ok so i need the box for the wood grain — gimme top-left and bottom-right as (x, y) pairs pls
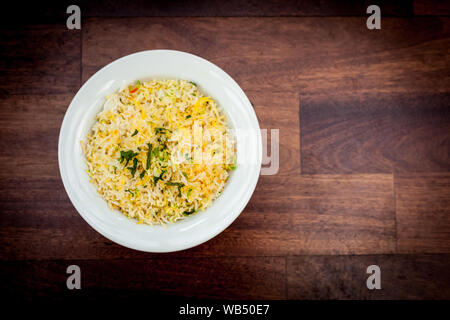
(301, 93), (450, 173)
(0, 94), (72, 179)
(82, 17), (450, 96)
(0, 257), (286, 300)
(396, 173), (450, 253)
(225, 174), (396, 255)
(0, 25), (80, 95)
(287, 254), (450, 299)
(0, 174), (395, 260)
(247, 91), (300, 175)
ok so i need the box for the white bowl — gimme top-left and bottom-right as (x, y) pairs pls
(58, 50), (262, 252)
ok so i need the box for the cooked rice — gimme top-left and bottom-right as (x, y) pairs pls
(82, 79), (236, 225)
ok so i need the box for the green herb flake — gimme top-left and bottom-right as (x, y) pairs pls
(131, 129), (138, 137)
(119, 150), (138, 167)
(127, 157), (138, 177)
(189, 81), (197, 86)
(186, 115), (191, 119)
(153, 169), (167, 186)
(166, 181), (184, 197)
(159, 150), (166, 162)
(183, 209), (195, 215)
(146, 143), (153, 170)
(125, 189), (135, 197)
(155, 127), (172, 135)
(152, 146), (160, 159)
(166, 182), (184, 187)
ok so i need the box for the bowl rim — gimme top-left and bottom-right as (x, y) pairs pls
(58, 49), (262, 252)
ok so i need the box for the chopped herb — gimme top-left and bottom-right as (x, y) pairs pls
(127, 158), (138, 177)
(146, 143), (152, 170)
(154, 127), (172, 134)
(153, 169), (167, 185)
(131, 129), (138, 137)
(166, 182), (184, 187)
(186, 115), (191, 119)
(182, 172), (188, 178)
(183, 209), (195, 215)
(159, 149), (167, 161)
(189, 81), (197, 86)
(119, 150), (138, 167)
(166, 181), (184, 197)
(230, 165), (237, 170)
(139, 170), (146, 179)
(137, 80), (141, 86)
(125, 189), (134, 197)
(187, 188), (193, 197)
(137, 147), (141, 151)
(113, 166), (117, 174)
(150, 145), (166, 162)
(152, 146), (160, 159)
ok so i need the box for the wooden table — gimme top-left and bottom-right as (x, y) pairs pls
(1, 1), (449, 300)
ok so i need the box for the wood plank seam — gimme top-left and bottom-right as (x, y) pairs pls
(393, 172), (398, 253)
(285, 256), (288, 299)
(299, 93), (302, 174)
(10, 253), (450, 263)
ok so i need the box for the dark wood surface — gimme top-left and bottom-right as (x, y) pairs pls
(1, 1), (449, 300)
